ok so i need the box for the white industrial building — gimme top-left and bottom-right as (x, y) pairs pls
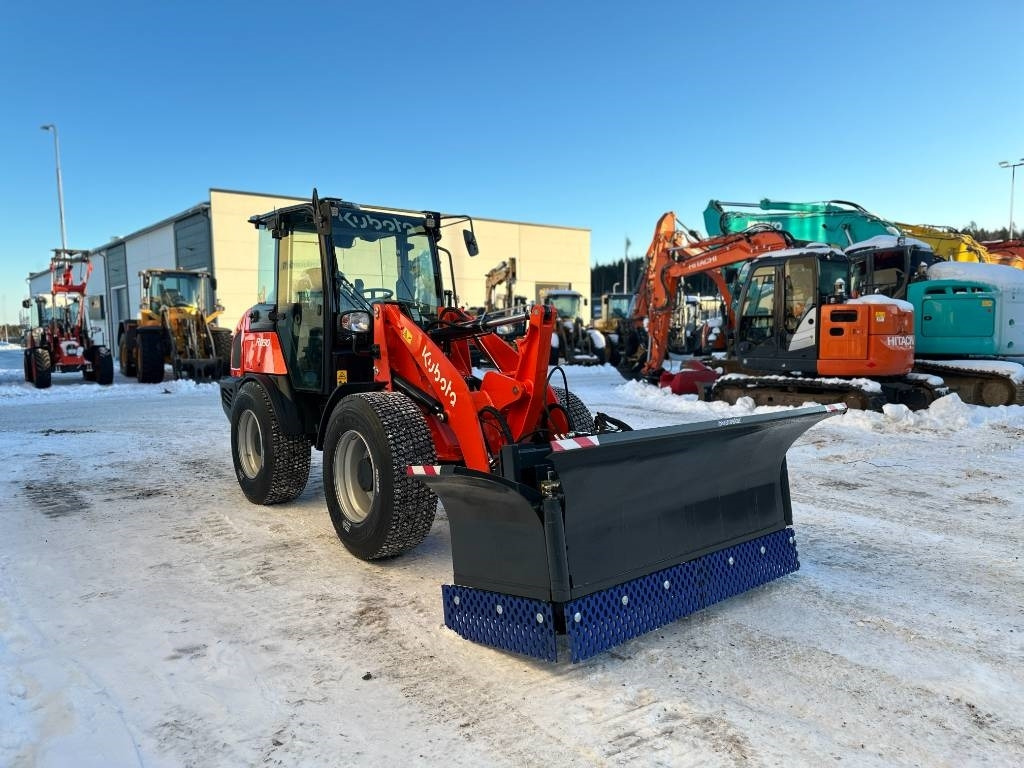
(26, 189), (592, 358)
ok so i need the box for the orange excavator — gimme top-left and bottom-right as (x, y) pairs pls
(628, 212), (948, 410)
(629, 212), (794, 381)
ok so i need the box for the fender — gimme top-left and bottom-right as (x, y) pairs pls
(224, 372), (309, 437)
(314, 381), (387, 450)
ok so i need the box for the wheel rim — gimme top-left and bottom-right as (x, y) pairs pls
(334, 430), (375, 524)
(237, 409), (264, 479)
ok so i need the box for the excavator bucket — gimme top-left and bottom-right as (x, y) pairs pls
(410, 404), (843, 662)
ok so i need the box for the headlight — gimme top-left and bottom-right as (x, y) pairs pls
(340, 311), (371, 333)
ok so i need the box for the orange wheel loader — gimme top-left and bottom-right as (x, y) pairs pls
(219, 192), (843, 662)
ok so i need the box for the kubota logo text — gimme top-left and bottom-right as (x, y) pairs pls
(421, 346), (457, 408)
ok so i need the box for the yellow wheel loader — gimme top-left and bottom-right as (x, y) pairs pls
(118, 269), (232, 383)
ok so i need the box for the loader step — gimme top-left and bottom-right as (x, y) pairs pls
(442, 527), (799, 663)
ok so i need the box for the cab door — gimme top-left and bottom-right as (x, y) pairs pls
(275, 227), (327, 392)
(735, 256), (818, 373)
(735, 262), (780, 369)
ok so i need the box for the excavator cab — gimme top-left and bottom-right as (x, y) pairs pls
(845, 236), (938, 300)
(734, 248), (876, 372)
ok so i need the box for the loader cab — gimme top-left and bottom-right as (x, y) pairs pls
(254, 199), (449, 394)
(545, 290), (586, 322)
(734, 247), (849, 373)
(142, 270), (210, 315)
(603, 293), (631, 321)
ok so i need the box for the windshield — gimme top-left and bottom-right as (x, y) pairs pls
(607, 294), (631, 319)
(35, 296), (80, 327)
(548, 294), (581, 319)
(331, 209), (441, 326)
(149, 273), (205, 311)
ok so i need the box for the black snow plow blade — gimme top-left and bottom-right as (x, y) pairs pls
(410, 404), (844, 662)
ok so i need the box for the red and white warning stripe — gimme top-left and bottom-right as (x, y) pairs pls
(550, 435), (601, 452)
(407, 465), (443, 476)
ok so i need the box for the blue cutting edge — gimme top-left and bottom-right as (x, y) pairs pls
(441, 527), (799, 662)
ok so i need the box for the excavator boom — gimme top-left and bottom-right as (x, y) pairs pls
(632, 212), (793, 377)
(704, 198), (900, 247)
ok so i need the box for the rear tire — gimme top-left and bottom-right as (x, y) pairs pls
(552, 386), (595, 433)
(230, 380), (311, 504)
(119, 333), (137, 377)
(137, 330), (165, 384)
(604, 333), (621, 367)
(32, 349), (51, 389)
(24, 350), (32, 383)
(211, 327), (233, 377)
(323, 392), (437, 561)
(94, 347), (114, 385)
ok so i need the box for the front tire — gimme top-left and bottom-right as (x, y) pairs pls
(323, 392), (437, 561)
(32, 349), (51, 389)
(230, 380), (311, 504)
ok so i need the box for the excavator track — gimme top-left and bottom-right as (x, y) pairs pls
(912, 360), (1024, 407)
(707, 373), (948, 412)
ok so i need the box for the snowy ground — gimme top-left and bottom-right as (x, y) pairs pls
(1, 343), (1022, 767)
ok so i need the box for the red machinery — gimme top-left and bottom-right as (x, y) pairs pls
(22, 249), (113, 389)
(981, 240), (1024, 269)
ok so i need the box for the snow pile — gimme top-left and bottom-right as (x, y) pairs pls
(928, 260), (1024, 288)
(847, 293), (914, 312)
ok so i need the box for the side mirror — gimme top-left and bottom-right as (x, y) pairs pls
(142, 275), (150, 290)
(583, 298), (588, 306)
(21, 298), (30, 309)
(211, 277), (218, 291)
(463, 229), (479, 257)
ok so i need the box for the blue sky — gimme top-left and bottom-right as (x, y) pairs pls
(2, 0), (1022, 324)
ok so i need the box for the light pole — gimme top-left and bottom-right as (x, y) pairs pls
(623, 237), (630, 293)
(40, 123), (68, 252)
(998, 158), (1024, 240)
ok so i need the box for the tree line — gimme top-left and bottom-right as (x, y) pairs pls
(960, 223), (1015, 242)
